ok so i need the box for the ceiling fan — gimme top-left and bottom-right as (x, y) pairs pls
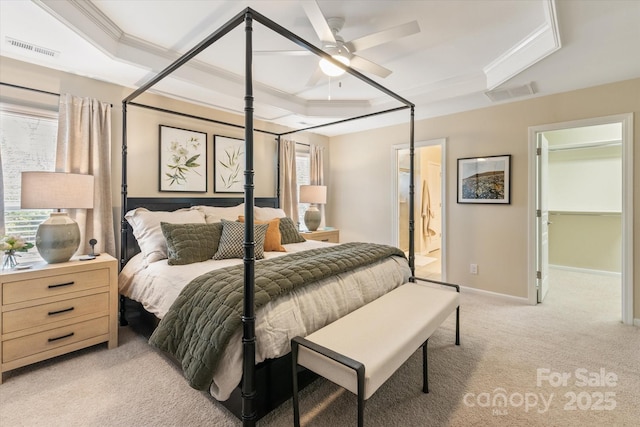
(257, 1), (420, 84)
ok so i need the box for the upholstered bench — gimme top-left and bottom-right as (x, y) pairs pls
(291, 278), (460, 427)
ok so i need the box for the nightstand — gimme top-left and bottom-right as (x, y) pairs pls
(0, 254), (118, 383)
(301, 228), (340, 243)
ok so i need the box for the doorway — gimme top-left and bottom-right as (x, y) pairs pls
(528, 114), (633, 325)
(393, 138), (446, 280)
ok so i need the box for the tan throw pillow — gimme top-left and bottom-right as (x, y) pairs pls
(238, 216), (286, 252)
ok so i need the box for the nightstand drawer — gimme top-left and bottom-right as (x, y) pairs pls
(301, 229), (340, 243)
(2, 316), (109, 363)
(2, 292), (109, 334)
(2, 268), (109, 305)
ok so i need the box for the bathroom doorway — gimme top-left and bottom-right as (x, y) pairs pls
(393, 138), (446, 280)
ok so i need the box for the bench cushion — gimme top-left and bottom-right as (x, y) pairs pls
(297, 282), (459, 399)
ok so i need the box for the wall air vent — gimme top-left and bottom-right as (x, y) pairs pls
(5, 37), (59, 58)
(485, 82), (536, 102)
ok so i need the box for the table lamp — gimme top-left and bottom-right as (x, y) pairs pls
(300, 185), (326, 232)
(21, 172), (94, 263)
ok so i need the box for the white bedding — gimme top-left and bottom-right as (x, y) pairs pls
(118, 240), (411, 400)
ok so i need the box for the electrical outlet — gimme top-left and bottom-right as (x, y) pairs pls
(470, 264), (478, 274)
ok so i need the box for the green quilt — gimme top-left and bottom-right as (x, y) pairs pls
(149, 242), (406, 390)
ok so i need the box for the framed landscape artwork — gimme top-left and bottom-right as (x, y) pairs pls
(214, 135), (245, 193)
(159, 125), (207, 192)
(457, 155), (511, 204)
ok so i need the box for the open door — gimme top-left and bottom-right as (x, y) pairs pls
(536, 134), (550, 302)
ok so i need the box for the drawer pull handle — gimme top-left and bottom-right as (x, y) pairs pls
(48, 281), (75, 289)
(48, 307), (75, 316)
(48, 332), (74, 342)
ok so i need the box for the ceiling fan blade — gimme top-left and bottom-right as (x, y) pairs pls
(253, 50), (312, 56)
(350, 55), (393, 78)
(346, 21), (420, 53)
(302, 0), (336, 43)
(306, 66), (325, 87)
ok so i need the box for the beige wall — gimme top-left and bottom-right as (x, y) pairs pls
(549, 213), (621, 272)
(0, 57), (330, 235)
(1, 57), (638, 320)
(329, 78), (639, 319)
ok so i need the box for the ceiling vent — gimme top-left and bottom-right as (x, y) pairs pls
(5, 37), (59, 58)
(485, 83), (535, 102)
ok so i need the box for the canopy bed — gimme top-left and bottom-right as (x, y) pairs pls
(119, 7), (416, 426)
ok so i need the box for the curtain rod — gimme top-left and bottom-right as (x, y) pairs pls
(128, 101), (280, 136)
(0, 82), (113, 107)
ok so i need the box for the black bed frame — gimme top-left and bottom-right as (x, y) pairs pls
(120, 7), (415, 426)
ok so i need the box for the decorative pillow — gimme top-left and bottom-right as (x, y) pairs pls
(124, 208), (206, 264)
(279, 217), (306, 244)
(238, 216), (286, 252)
(214, 219), (269, 260)
(160, 222), (223, 265)
(254, 206), (286, 221)
(192, 204), (245, 224)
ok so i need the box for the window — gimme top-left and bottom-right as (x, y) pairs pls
(0, 106), (57, 245)
(295, 150), (310, 227)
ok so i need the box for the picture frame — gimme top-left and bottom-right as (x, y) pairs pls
(214, 135), (245, 193)
(457, 154), (511, 204)
(159, 125), (207, 192)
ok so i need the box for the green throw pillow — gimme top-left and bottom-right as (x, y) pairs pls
(279, 217), (306, 244)
(214, 219), (269, 260)
(161, 222), (223, 265)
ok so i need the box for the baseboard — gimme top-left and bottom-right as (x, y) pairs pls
(459, 285), (531, 304)
(634, 318), (640, 327)
(549, 264), (621, 277)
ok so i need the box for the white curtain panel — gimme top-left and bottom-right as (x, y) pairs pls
(279, 139), (299, 224)
(56, 93), (115, 257)
(310, 144), (325, 228)
(0, 148), (4, 236)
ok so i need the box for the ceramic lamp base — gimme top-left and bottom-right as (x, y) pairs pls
(36, 212), (81, 263)
(304, 206), (321, 231)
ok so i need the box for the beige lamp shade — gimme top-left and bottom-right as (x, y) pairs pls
(21, 172), (94, 209)
(299, 185), (327, 205)
(20, 172), (94, 263)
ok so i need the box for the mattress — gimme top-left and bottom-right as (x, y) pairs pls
(118, 240), (411, 400)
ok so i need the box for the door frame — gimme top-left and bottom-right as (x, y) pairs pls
(527, 113), (634, 325)
(392, 138), (447, 280)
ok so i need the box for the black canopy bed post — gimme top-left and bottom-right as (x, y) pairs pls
(119, 100), (129, 326)
(409, 106), (416, 276)
(241, 10), (257, 426)
(117, 6), (417, 422)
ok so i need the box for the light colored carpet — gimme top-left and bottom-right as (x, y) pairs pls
(1, 269), (638, 426)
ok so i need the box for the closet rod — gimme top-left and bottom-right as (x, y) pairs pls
(0, 81), (113, 107)
(548, 140), (621, 152)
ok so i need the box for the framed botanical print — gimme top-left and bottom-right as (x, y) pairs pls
(159, 125), (207, 192)
(214, 135), (245, 193)
(457, 155), (511, 204)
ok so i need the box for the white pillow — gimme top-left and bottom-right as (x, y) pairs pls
(191, 203), (245, 224)
(254, 206), (286, 221)
(125, 208), (206, 265)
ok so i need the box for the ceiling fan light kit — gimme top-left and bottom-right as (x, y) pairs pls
(319, 54), (350, 77)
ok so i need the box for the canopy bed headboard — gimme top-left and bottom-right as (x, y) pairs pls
(120, 7), (415, 426)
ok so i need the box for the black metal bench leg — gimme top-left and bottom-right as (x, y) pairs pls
(292, 341), (301, 427)
(357, 364), (365, 427)
(422, 339), (429, 393)
(455, 306), (460, 345)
